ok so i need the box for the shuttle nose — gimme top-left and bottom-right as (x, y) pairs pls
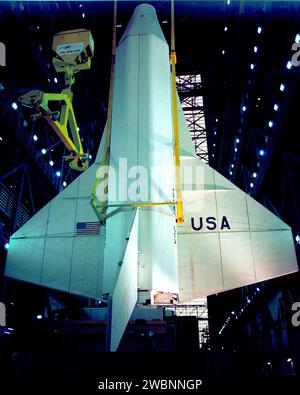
(120, 3), (166, 43)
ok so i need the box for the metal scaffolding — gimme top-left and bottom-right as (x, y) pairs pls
(176, 73), (209, 163)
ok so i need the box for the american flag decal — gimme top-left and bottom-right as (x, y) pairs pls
(76, 222), (100, 236)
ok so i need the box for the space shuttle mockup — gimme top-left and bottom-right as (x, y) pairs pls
(5, 4), (298, 351)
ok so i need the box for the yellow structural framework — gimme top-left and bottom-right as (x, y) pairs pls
(170, 0), (184, 224)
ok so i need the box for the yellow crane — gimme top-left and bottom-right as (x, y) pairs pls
(19, 28), (94, 172)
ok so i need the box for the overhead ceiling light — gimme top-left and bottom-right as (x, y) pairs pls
(82, 12), (85, 18)
(236, 138), (240, 143)
(250, 182), (254, 188)
(274, 103), (279, 111)
(231, 164), (234, 168)
(259, 149), (265, 156)
(224, 26), (228, 32)
(162, 20), (168, 24)
(253, 46), (258, 53)
(49, 160), (54, 166)
(55, 171), (61, 177)
(11, 102), (18, 110)
(250, 63), (255, 70)
(268, 120), (273, 128)
(286, 60), (292, 69)
(234, 147), (238, 152)
(0, 136), (3, 141)
(41, 148), (46, 155)
(36, 314), (43, 320)
(4, 242), (9, 250)
(227, 0), (231, 5)
(295, 34), (300, 43)
(222, 49), (226, 55)
(229, 171), (233, 175)
(295, 235), (300, 244)
(88, 154), (92, 159)
(257, 26), (262, 34)
(63, 181), (67, 187)
(33, 134), (38, 141)
(253, 172), (257, 178)
(242, 106), (247, 112)
(54, 77), (58, 83)
(280, 83), (285, 92)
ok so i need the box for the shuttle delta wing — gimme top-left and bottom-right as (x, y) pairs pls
(5, 132), (108, 299)
(177, 114), (298, 301)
